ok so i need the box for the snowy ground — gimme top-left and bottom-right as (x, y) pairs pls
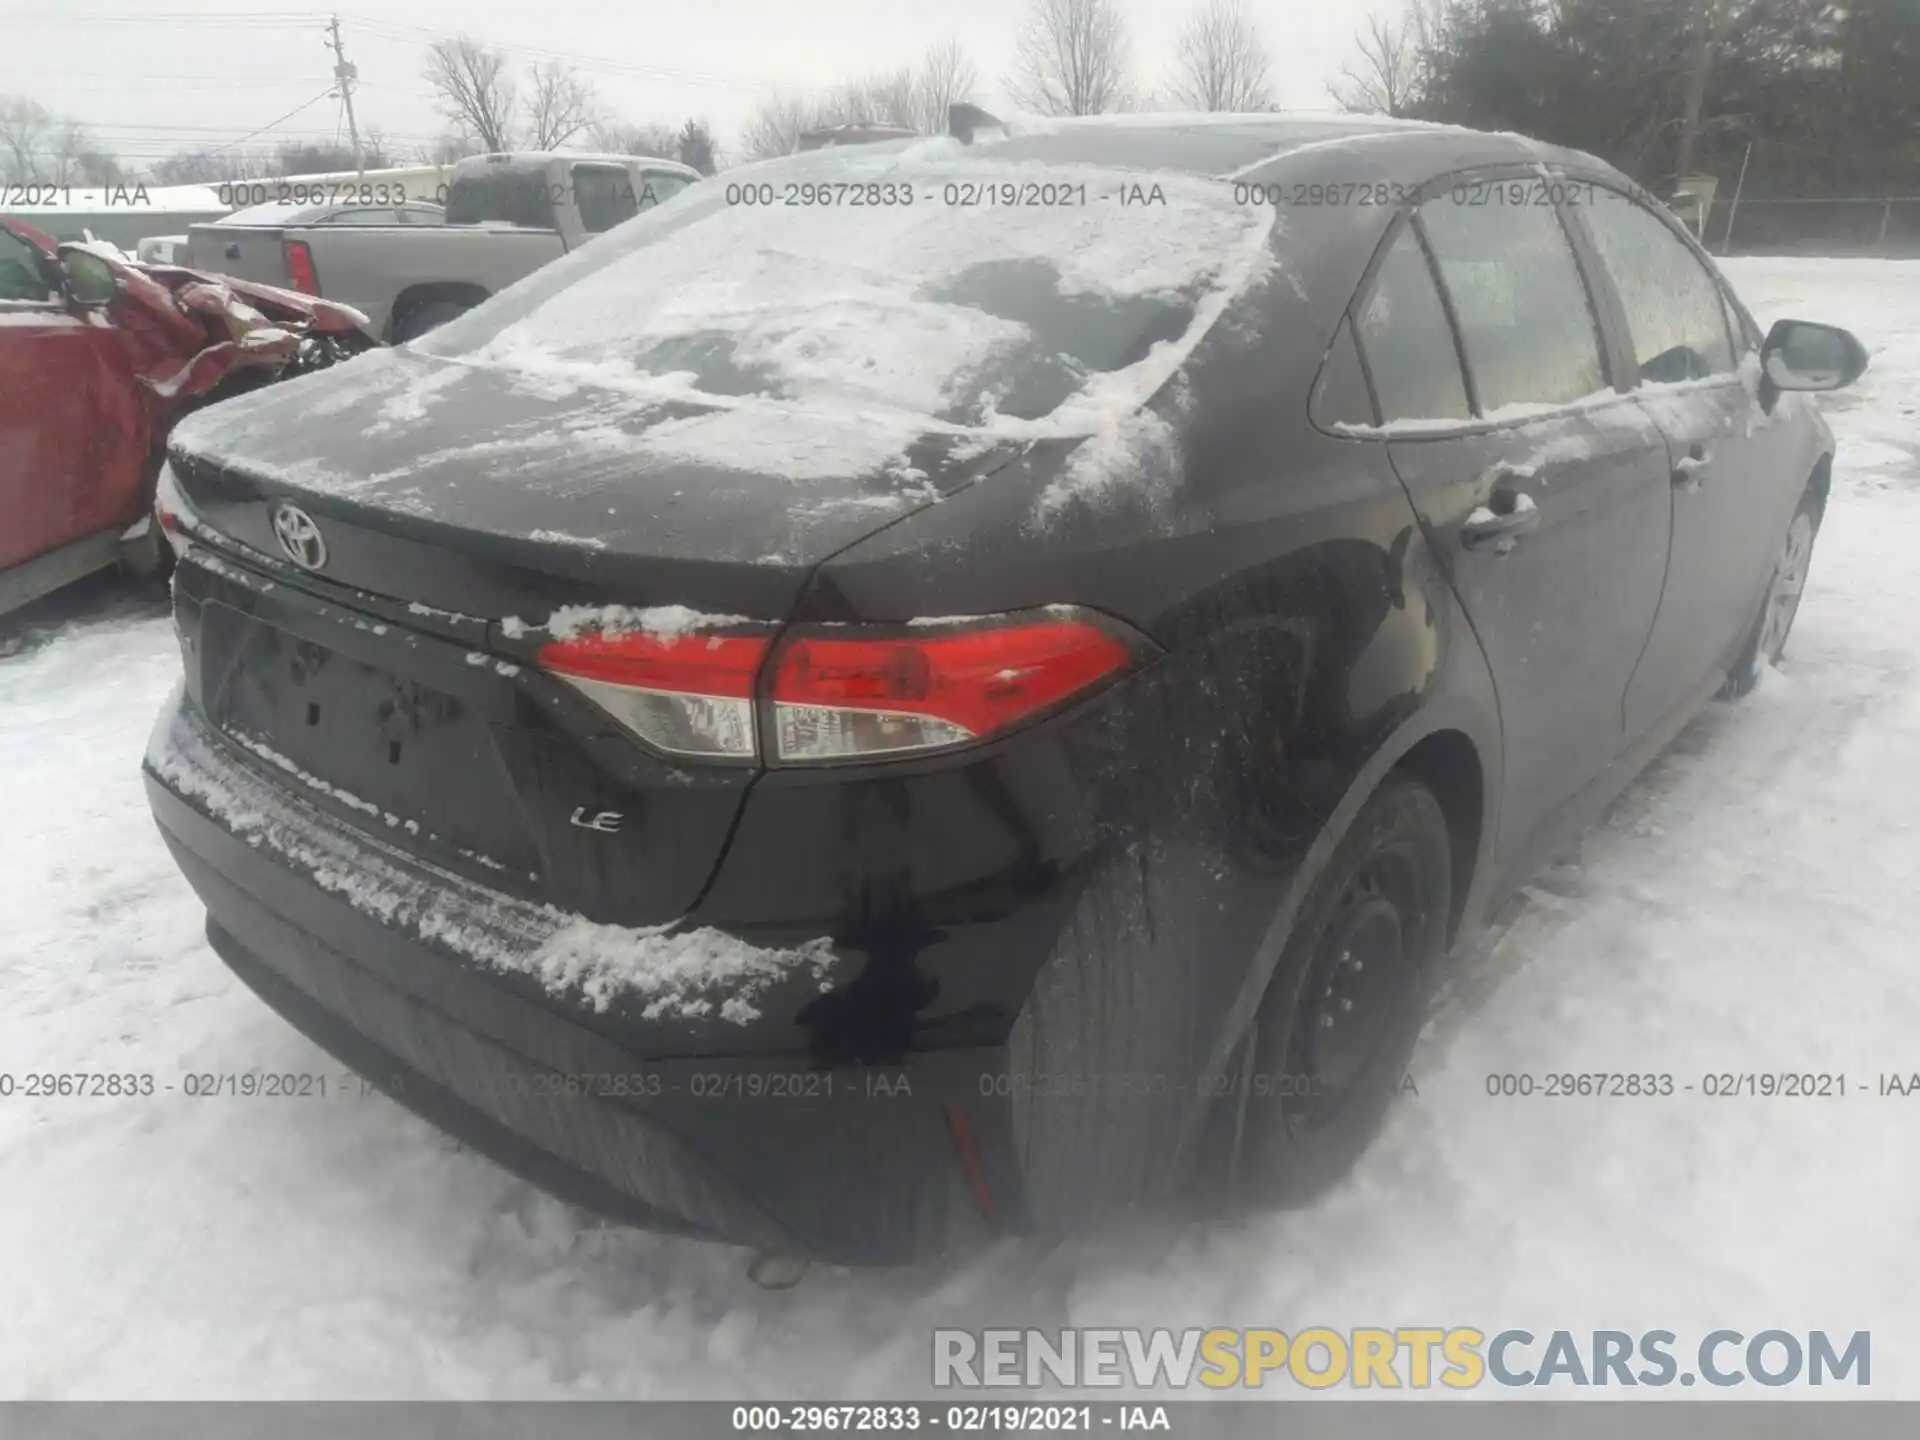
(2, 257), (1917, 1400)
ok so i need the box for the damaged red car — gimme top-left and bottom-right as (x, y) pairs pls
(0, 217), (372, 616)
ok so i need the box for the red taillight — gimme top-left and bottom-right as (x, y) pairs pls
(538, 631), (770, 759)
(532, 613), (1138, 765)
(283, 239), (318, 295)
(768, 617), (1133, 763)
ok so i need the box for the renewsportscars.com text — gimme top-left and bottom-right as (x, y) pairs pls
(932, 1328), (1871, 1390)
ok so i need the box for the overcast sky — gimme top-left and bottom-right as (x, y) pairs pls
(3, 0), (1399, 170)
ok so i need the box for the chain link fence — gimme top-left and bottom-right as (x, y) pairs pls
(1697, 197), (1920, 256)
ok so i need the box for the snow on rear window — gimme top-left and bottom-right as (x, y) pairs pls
(418, 149), (1276, 439)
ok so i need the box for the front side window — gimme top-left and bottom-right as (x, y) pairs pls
(1418, 184), (1608, 412)
(0, 229), (54, 303)
(1352, 221), (1471, 423)
(1580, 185), (1736, 383)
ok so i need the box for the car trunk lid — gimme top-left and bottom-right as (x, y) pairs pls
(165, 346), (1023, 620)
(161, 346), (1027, 928)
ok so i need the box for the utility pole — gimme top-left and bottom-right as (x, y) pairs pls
(325, 15), (365, 178)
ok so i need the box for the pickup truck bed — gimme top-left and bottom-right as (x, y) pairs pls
(295, 224), (564, 342)
(236, 152), (700, 343)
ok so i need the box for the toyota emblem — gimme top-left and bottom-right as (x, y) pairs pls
(269, 502), (327, 570)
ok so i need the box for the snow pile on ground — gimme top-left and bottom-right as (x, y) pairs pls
(0, 257), (1917, 1399)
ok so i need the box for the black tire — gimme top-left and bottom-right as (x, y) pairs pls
(1234, 775), (1451, 1205)
(1720, 491), (1822, 700)
(391, 298), (474, 345)
(1007, 837), (1205, 1234)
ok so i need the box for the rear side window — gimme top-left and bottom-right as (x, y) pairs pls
(319, 209), (399, 226)
(573, 165), (640, 234)
(1419, 185), (1607, 412)
(1353, 222), (1471, 423)
(1580, 186), (1735, 383)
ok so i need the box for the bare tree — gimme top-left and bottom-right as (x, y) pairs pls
(49, 121), (125, 185)
(909, 39), (979, 133)
(0, 96), (57, 183)
(592, 116), (722, 171)
(152, 148), (275, 184)
(735, 41), (981, 162)
(588, 119), (683, 160)
(833, 67), (918, 127)
(738, 93), (835, 161)
(1329, 11), (1425, 117)
(424, 36), (518, 152)
(526, 60), (597, 151)
(274, 136), (393, 176)
(1006, 0), (1134, 117)
(1169, 0), (1274, 111)
(0, 100), (125, 185)
(421, 131), (485, 167)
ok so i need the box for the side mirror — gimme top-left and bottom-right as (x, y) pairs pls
(59, 249), (120, 307)
(1760, 319), (1868, 392)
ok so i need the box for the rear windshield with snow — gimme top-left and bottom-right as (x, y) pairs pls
(415, 141), (1276, 431)
(444, 164), (560, 229)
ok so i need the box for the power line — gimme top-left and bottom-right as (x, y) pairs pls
(82, 120), (436, 136)
(0, 74), (329, 85)
(6, 12), (320, 27)
(202, 88), (337, 154)
(344, 14), (803, 93)
(11, 8), (802, 90)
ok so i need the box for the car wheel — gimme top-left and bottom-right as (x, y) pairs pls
(391, 299), (474, 345)
(1008, 837), (1204, 1233)
(1721, 493), (1821, 700)
(1233, 775), (1450, 1205)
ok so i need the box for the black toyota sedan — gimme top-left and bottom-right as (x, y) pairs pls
(143, 111), (1866, 1267)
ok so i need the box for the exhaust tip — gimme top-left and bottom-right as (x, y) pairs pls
(746, 1252), (812, 1289)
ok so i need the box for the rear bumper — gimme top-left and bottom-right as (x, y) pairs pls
(144, 688), (1011, 1264)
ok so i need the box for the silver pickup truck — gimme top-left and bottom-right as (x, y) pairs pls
(194, 152), (700, 343)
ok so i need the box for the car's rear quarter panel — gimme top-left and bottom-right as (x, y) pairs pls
(700, 196), (1505, 1206)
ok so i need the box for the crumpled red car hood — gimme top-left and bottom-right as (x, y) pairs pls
(6, 218), (370, 407)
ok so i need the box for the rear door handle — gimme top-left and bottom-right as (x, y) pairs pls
(224, 243), (241, 259)
(1461, 492), (1539, 554)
